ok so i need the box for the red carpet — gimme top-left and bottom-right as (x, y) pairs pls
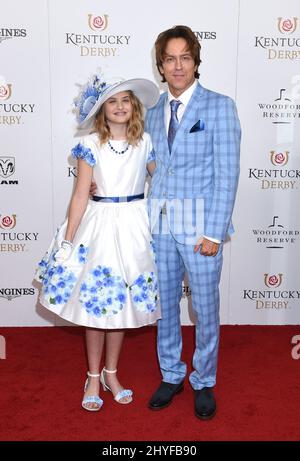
(0, 325), (299, 441)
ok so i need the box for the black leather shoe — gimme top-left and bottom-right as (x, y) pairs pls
(148, 381), (184, 410)
(194, 387), (216, 420)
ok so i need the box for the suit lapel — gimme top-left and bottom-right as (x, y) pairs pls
(170, 83), (204, 158)
(155, 93), (170, 163)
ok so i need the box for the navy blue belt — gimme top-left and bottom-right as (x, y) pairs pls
(92, 193), (144, 203)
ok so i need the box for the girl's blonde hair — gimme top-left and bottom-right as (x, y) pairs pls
(93, 90), (144, 146)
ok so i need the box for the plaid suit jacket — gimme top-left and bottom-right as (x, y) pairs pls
(145, 82), (241, 243)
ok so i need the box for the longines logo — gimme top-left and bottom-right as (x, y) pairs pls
(254, 17), (300, 60)
(0, 214), (39, 252)
(65, 13), (130, 57)
(252, 216), (299, 249)
(0, 28), (27, 44)
(194, 31), (216, 41)
(0, 288), (35, 301)
(248, 150), (300, 190)
(243, 273), (300, 310)
(0, 75), (36, 126)
(0, 157), (18, 185)
(258, 88), (300, 124)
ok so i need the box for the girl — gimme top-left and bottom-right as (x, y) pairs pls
(35, 76), (161, 411)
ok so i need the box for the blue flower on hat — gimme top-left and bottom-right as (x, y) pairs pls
(74, 75), (109, 123)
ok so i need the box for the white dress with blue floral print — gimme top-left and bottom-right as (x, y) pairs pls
(35, 132), (161, 329)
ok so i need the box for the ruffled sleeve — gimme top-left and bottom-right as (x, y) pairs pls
(71, 136), (97, 167)
(147, 148), (156, 164)
(145, 133), (156, 164)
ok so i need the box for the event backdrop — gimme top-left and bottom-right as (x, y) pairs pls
(0, 0), (299, 326)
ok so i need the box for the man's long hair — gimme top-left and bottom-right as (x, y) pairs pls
(155, 25), (201, 82)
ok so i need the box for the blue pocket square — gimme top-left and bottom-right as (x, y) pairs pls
(190, 120), (205, 133)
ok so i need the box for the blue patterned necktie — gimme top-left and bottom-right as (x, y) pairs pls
(168, 99), (182, 152)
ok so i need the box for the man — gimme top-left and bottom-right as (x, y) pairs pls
(145, 25), (241, 419)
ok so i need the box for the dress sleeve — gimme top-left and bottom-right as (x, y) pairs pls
(145, 134), (156, 164)
(147, 148), (156, 164)
(71, 137), (97, 167)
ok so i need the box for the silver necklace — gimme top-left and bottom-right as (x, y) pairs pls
(108, 140), (130, 155)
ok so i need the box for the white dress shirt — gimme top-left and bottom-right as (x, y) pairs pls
(164, 80), (198, 131)
(164, 80), (221, 244)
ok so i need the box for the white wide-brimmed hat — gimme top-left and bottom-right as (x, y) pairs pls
(75, 76), (159, 129)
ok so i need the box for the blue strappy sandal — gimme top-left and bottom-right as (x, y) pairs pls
(100, 368), (133, 404)
(82, 371), (103, 411)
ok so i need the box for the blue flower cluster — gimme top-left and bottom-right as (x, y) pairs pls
(78, 244), (88, 264)
(130, 271), (159, 313)
(71, 143), (96, 167)
(36, 248), (56, 282)
(36, 242), (90, 306)
(149, 240), (157, 264)
(41, 256), (77, 306)
(79, 265), (127, 318)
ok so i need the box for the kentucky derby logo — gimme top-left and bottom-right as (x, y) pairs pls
(0, 157), (15, 178)
(278, 17), (298, 34)
(0, 81), (12, 100)
(270, 151), (289, 166)
(0, 214), (17, 230)
(255, 17), (300, 60)
(248, 148), (299, 191)
(88, 14), (109, 31)
(65, 14), (130, 57)
(0, 77), (35, 126)
(0, 214), (38, 253)
(264, 273), (283, 288)
(244, 273), (299, 311)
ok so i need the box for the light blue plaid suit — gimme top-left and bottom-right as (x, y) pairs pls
(145, 82), (240, 390)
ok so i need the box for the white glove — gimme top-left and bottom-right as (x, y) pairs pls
(54, 240), (73, 265)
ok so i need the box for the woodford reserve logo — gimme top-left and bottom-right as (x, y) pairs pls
(255, 17), (300, 60)
(258, 87), (300, 124)
(251, 215), (299, 249)
(243, 274), (300, 310)
(0, 214), (39, 252)
(248, 150), (299, 190)
(65, 13), (130, 57)
(0, 76), (35, 126)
